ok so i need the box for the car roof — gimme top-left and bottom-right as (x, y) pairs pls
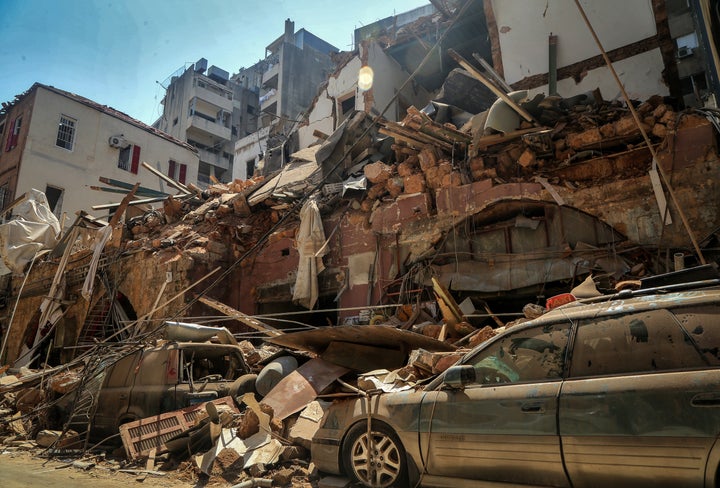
(539, 286), (720, 324)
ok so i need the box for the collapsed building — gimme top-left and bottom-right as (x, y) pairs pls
(1, 0), (720, 485)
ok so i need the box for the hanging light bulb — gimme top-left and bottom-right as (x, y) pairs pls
(358, 65), (374, 91)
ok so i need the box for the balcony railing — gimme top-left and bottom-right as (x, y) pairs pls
(187, 115), (231, 141)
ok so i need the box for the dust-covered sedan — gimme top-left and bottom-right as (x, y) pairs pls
(312, 285), (720, 487)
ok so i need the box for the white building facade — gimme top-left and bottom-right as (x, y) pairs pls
(0, 83), (199, 219)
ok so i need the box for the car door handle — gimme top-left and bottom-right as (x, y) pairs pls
(691, 393), (720, 407)
(521, 402), (545, 413)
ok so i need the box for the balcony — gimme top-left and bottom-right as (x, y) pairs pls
(197, 147), (232, 171)
(260, 90), (278, 113)
(186, 114), (231, 141)
(190, 84), (233, 112)
(262, 63), (280, 89)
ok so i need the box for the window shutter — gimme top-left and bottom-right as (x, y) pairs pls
(130, 145), (141, 174)
(179, 164), (187, 184)
(168, 159), (176, 178)
(4, 117), (15, 152)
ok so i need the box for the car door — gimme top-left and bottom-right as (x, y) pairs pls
(560, 307), (720, 488)
(126, 347), (177, 420)
(421, 320), (572, 486)
(93, 351), (141, 436)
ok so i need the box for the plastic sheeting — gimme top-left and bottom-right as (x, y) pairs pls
(292, 196), (328, 309)
(0, 189), (60, 274)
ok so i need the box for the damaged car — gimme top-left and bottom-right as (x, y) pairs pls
(312, 282), (720, 487)
(57, 323), (250, 441)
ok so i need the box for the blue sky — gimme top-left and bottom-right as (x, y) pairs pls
(0, 0), (429, 125)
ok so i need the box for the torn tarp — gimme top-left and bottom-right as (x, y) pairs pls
(0, 189), (60, 273)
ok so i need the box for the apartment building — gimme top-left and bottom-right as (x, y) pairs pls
(234, 20), (338, 180)
(0, 83), (198, 219)
(155, 59), (260, 184)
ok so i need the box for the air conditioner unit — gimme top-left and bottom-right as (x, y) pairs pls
(677, 46), (693, 59)
(108, 135), (129, 149)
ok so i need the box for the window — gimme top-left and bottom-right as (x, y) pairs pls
(167, 159), (187, 184)
(118, 146), (131, 171)
(246, 158), (255, 178)
(466, 322), (570, 384)
(673, 305), (720, 366)
(118, 144), (141, 174)
(45, 185), (64, 216)
(5, 116), (22, 151)
(569, 309), (707, 378)
(55, 115), (76, 150)
(0, 184), (8, 212)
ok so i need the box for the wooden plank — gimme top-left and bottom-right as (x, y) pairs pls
(432, 276), (463, 325)
(472, 52), (512, 92)
(474, 127), (546, 150)
(448, 49), (536, 124)
(141, 161), (191, 194)
(261, 358), (349, 420)
(649, 162), (672, 225)
(197, 296), (283, 337)
(98, 177), (169, 197)
(108, 182), (139, 227)
(91, 193), (192, 211)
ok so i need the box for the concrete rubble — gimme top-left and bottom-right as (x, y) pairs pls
(1, 2), (720, 487)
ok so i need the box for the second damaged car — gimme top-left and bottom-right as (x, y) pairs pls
(312, 283), (720, 488)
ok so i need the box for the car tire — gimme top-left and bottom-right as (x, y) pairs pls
(342, 420), (408, 488)
(228, 373), (257, 401)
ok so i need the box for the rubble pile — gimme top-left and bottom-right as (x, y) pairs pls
(365, 93), (681, 207)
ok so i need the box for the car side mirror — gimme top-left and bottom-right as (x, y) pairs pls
(443, 365), (476, 389)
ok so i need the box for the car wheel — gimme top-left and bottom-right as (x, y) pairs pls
(342, 420), (408, 488)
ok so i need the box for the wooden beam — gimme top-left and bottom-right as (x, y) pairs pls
(140, 161), (191, 194)
(98, 177), (169, 197)
(91, 193), (193, 211)
(108, 182), (139, 227)
(448, 49), (536, 124)
(197, 296), (283, 337)
(472, 52), (512, 92)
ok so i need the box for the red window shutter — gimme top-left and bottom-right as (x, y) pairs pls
(179, 164), (187, 184)
(5, 117), (15, 152)
(130, 145), (141, 174)
(168, 159), (176, 178)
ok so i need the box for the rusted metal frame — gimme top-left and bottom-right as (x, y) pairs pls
(573, 0), (706, 265)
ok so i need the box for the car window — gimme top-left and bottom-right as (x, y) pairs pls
(570, 309), (707, 377)
(466, 322), (571, 385)
(673, 305), (720, 366)
(180, 348), (237, 382)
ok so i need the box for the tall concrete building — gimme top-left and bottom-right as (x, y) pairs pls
(155, 59), (260, 185)
(234, 20), (339, 180)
